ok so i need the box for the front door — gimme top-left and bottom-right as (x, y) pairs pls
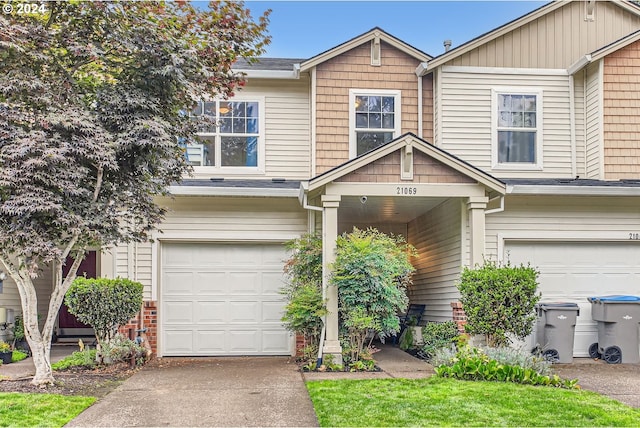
(57, 251), (96, 337)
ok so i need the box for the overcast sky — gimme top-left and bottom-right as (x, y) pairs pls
(244, 1), (549, 58)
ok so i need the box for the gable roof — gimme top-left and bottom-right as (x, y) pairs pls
(418, 0), (640, 75)
(307, 133), (505, 194)
(300, 27), (432, 72)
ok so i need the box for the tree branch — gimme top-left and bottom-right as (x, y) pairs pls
(92, 166), (104, 203)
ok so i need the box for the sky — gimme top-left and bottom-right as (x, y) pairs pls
(245, 1), (549, 59)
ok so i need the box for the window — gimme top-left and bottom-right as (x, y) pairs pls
(349, 89), (401, 158)
(492, 89), (542, 169)
(186, 99), (263, 171)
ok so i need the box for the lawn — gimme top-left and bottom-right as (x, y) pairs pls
(0, 393), (95, 428)
(307, 377), (640, 427)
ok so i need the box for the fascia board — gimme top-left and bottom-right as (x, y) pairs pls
(506, 185), (640, 196)
(168, 186), (299, 197)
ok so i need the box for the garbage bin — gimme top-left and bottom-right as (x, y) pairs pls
(587, 295), (640, 364)
(533, 302), (580, 363)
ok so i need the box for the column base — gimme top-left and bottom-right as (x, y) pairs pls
(322, 340), (343, 365)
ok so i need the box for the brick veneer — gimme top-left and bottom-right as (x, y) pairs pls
(118, 300), (158, 355)
(450, 301), (467, 333)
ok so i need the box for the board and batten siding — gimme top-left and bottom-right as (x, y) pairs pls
(585, 62), (602, 179)
(407, 199), (463, 322)
(191, 76), (311, 180)
(113, 197), (308, 299)
(446, 0), (640, 69)
(484, 195), (640, 261)
(439, 67), (573, 179)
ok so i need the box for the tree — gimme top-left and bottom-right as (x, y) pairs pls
(457, 259), (541, 347)
(0, 1), (269, 385)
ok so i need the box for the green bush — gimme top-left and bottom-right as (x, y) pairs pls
(332, 228), (415, 361)
(458, 259), (540, 347)
(65, 277), (143, 362)
(12, 315), (25, 342)
(11, 350), (28, 363)
(52, 350), (97, 370)
(421, 321), (460, 359)
(483, 346), (552, 376)
(104, 334), (147, 365)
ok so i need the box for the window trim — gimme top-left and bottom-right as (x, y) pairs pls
(189, 96), (266, 175)
(348, 89), (401, 159)
(491, 87), (543, 171)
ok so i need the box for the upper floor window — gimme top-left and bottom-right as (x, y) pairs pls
(492, 89), (543, 170)
(349, 89), (401, 158)
(186, 98), (264, 172)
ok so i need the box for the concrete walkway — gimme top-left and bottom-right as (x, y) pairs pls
(0, 344), (75, 380)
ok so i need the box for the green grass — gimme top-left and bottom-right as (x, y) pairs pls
(11, 350), (28, 363)
(307, 377), (640, 427)
(0, 393), (95, 427)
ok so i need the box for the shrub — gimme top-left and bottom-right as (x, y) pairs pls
(65, 277), (143, 362)
(52, 350), (97, 370)
(483, 346), (552, 376)
(457, 259), (541, 347)
(421, 321), (460, 359)
(104, 334), (147, 365)
(12, 315), (25, 342)
(11, 350), (28, 363)
(332, 228), (415, 361)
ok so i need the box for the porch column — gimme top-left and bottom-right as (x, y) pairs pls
(467, 196), (488, 267)
(321, 194), (342, 364)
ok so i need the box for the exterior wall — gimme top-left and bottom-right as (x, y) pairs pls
(439, 67), (573, 178)
(113, 196), (308, 300)
(585, 62), (602, 179)
(447, 1), (640, 69)
(0, 269), (53, 326)
(603, 39), (640, 179)
(191, 76), (311, 180)
(573, 70), (586, 178)
(485, 195), (640, 260)
(407, 199), (463, 322)
(336, 150), (475, 184)
(315, 41), (432, 174)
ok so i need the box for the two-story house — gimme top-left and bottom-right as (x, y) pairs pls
(3, 0), (640, 362)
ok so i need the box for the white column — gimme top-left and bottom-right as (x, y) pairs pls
(467, 196), (488, 267)
(321, 194), (342, 364)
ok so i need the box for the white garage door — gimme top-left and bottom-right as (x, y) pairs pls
(505, 241), (640, 357)
(161, 242), (291, 356)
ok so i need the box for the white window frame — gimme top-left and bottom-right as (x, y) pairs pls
(189, 96), (266, 175)
(491, 87), (543, 171)
(349, 89), (401, 159)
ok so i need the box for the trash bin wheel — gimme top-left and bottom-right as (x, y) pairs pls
(542, 349), (560, 363)
(603, 346), (622, 364)
(588, 343), (601, 359)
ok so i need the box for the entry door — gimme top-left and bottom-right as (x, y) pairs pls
(58, 251), (96, 336)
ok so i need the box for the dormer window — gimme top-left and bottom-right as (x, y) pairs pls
(187, 98), (265, 173)
(349, 89), (401, 158)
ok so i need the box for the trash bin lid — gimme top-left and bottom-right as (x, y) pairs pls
(587, 295), (640, 303)
(538, 302), (580, 309)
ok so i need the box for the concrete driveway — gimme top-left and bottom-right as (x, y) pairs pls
(66, 356), (319, 427)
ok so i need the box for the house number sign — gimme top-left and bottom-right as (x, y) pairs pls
(630, 233), (640, 240)
(396, 186), (418, 195)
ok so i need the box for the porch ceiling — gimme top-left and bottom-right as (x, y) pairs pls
(337, 195), (446, 224)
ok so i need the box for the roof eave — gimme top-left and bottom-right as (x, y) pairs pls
(506, 184), (640, 196)
(168, 185), (299, 197)
(235, 65), (300, 79)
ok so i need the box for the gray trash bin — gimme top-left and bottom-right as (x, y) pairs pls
(533, 302), (580, 363)
(587, 295), (640, 364)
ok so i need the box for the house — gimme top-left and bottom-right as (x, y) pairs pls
(2, 0), (640, 361)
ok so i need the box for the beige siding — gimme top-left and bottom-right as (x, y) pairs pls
(0, 267), (53, 327)
(114, 197), (308, 299)
(407, 199), (463, 322)
(573, 71), (586, 178)
(440, 68), (573, 178)
(585, 62), (601, 178)
(485, 195), (640, 260)
(448, 1), (640, 69)
(192, 76), (311, 180)
(603, 39), (640, 179)
(315, 41), (431, 174)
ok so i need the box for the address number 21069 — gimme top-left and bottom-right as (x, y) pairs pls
(396, 186), (418, 195)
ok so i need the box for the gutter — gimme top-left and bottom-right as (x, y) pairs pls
(235, 64), (300, 80)
(168, 186), (299, 198)
(506, 185), (640, 197)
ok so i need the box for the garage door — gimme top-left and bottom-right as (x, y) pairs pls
(505, 241), (640, 357)
(161, 242), (291, 356)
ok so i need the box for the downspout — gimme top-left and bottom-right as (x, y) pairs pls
(569, 74), (577, 178)
(484, 194), (505, 215)
(417, 74), (423, 138)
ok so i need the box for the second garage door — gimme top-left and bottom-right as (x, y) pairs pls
(505, 241), (640, 357)
(161, 242), (291, 356)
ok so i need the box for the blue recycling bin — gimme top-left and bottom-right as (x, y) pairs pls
(587, 295), (640, 364)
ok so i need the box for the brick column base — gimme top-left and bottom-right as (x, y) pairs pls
(450, 301), (467, 334)
(118, 300), (158, 356)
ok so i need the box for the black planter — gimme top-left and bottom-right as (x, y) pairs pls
(0, 351), (12, 365)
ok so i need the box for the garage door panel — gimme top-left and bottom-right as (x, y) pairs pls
(228, 330), (260, 352)
(230, 272), (261, 293)
(262, 272), (286, 294)
(195, 301), (226, 323)
(164, 302), (194, 324)
(228, 301), (260, 323)
(163, 272), (195, 295)
(164, 330), (194, 354)
(262, 302), (286, 323)
(195, 331), (227, 353)
(262, 330), (290, 353)
(194, 272), (227, 294)
(506, 241), (640, 357)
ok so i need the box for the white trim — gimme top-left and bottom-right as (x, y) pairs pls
(442, 65), (568, 76)
(497, 232), (640, 264)
(151, 239), (158, 301)
(417, 75), (423, 139)
(325, 182), (487, 198)
(234, 69), (300, 80)
(597, 59), (605, 179)
(491, 87), (544, 171)
(311, 67), (317, 175)
(190, 96), (266, 175)
(348, 89), (402, 159)
(569, 74), (577, 178)
(167, 185), (299, 197)
(568, 54), (592, 75)
(506, 184), (640, 196)
(435, 68), (442, 146)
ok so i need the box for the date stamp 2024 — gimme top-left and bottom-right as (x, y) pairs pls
(3, 3), (48, 15)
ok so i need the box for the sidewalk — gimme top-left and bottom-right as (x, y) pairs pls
(0, 344), (76, 380)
